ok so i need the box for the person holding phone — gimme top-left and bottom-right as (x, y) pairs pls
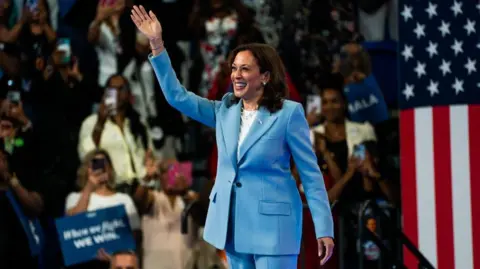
(87, 0), (132, 87)
(310, 86), (377, 185)
(133, 159), (199, 269)
(78, 74), (153, 195)
(131, 6), (334, 269)
(65, 149), (141, 269)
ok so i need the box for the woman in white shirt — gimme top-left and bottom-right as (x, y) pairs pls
(87, 0), (126, 87)
(65, 149), (140, 269)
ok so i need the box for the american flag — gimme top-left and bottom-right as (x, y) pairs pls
(399, 0), (480, 268)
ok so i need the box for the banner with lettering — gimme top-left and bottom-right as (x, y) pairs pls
(55, 205), (136, 266)
(344, 74), (389, 124)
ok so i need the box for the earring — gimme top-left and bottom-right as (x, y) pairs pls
(262, 82), (267, 86)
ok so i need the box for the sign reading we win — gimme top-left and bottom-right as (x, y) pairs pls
(64, 219), (125, 248)
(55, 205), (136, 266)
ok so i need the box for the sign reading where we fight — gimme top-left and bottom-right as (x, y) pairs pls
(55, 205), (136, 266)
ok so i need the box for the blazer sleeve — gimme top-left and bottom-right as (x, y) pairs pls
(148, 50), (220, 128)
(286, 104), (334, 239)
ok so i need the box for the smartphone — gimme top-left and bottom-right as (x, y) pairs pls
(104, 88), (117, 115)
(353, 144), (366, 161)
(167, 162), (193, 188)
(91, 158), (106, 172)
(56, 38), (71, 65)
(306, 94), (321, 114)
(6, 90), (21, 105)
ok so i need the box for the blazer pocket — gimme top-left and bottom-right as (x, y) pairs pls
(258, 201), (291, 216)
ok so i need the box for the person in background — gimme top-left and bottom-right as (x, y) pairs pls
(334, 42), (388, 125)
(131, 6), (334, 268)
(110, 250), (139, 269)
(122, 30), (187, 160)
(0, 0), (24, 77)
(134, 158), (199, 269)
(78, 74), (153, 194)
(31, 43), (91, 217)
(0, 0), (27, 44)
(0, 140), (43, 268)
(65, 149), (141, 269)
(87, 0), (136, 87)
(310, 86), (376, 183)
(188, 0), (253, 96)
(327, 140), (397, 205)
(18, 0), (56, 81)
(0, 98), (36, 185)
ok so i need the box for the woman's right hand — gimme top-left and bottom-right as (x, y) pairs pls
(130, 5), (163, 40)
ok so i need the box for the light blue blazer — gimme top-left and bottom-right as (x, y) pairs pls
(149, 51), (333, 255)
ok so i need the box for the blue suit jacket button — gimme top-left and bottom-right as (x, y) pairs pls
(235, 182), (242, 187)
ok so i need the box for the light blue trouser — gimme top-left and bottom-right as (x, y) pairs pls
(225, 247), (297, 269)
(225, 184), (298, 269)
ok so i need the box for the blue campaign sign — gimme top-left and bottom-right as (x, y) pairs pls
(344, 74), (389, 124)
(55, 205), (136, 266)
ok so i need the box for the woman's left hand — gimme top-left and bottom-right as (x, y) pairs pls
(318, 237), (335, 265)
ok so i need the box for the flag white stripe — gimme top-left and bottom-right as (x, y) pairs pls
(450, 105), (474, 269)
(414, 107), (438, 267)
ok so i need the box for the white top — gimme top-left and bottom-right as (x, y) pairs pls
(96, 22), (120, 87)
(141, 191), (196, 269)
(65, 192), (141, 231)
(123, 59), (158, 120)
(238, 109), (257, 158)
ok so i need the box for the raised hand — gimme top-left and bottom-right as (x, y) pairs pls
(130, 5), (162, 41)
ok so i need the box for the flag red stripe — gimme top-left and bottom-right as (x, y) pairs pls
(432, 107), (454, 269)
(469, 105), (480, 269)
(400, 109), (418, 268)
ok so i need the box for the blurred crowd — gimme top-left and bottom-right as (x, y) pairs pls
(0, 0), (401, 268)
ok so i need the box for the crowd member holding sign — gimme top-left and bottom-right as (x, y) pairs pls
(131, 6), (334, 269)
(65, 149), (141, 269)
(134, 159), (199, 269)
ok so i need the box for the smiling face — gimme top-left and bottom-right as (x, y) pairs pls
(230, 50), (269, 102)
(321, 88), (346, 122)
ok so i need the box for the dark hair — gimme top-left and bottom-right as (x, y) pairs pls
(228, 43), (287, 113)
(339, 44), (372, 79)
(319, 84), (350, 119)
(320, 84), (347, 103)
(111, 249), (137, 257)
(105, 74), (148, 150)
